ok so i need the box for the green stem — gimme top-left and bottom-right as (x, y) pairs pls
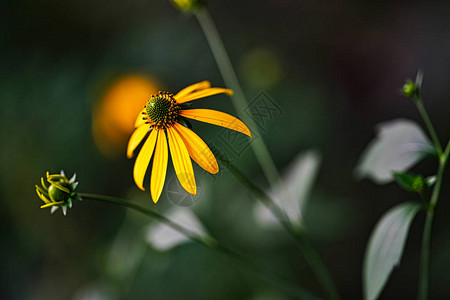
(294, 232), (341, 300)
(78, 193), (321, 300)
(413, 96), (443, 156)
(79, 193), (208, 245)
(194, 8), (339, 299)
(194, 8), (280, 188)
(217, 157), (292, 233)
(418, 139), (450, 300)
(218, 157), (341, 300)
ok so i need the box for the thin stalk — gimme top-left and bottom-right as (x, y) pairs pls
(217, 157), (292, 233)
(294, 233), (341, 300)
(78, 193), (321, 300)
(413, 96), (443, 156)
(218, 158), (341, 300)
(418, 139), (450, 300)
(194, 9), (339, 299)
(194, 8), (280, 187)
(79, 193), (207, 245)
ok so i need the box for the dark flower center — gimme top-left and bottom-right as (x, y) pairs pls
(144, 92), (180, 130)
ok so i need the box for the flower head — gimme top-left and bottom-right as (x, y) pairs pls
(127, 81), (251, 203)
(35, 171), (81, 215)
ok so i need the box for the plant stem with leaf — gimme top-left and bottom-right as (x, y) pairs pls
(414, 97), (450, 300)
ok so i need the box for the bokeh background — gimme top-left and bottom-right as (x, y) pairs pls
(2, 0), (450, 299)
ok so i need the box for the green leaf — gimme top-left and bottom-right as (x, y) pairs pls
(393, 172), (425, 193)
(355, 119), (434, 184)
(363, 202), (422, 300)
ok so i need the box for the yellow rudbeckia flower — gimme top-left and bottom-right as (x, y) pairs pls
(127, 81), (251, 203)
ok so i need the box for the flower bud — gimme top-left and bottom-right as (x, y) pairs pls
(402, 70), (423, 99)
(402, 80), (418, 98)
(170, 0), (205, 12)
(35, 170), (81, 216)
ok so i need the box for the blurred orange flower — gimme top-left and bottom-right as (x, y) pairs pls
(92, 74), (161, 158)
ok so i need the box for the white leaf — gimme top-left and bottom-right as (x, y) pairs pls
(253, 150), (321, 228)
(355, 119), (433, 184)
(363, 202), (422, 300)
(145, 207), (207, 251)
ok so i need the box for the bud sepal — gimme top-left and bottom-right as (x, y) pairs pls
(393, 171), (426, 194)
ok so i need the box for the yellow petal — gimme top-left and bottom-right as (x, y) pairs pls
(151, 130), (168, 203)
(36, 187), (50, 204)
(40, 201), (64, 209)
(127, 124), (150, 158)
(180, 109), (251, 137)
(174, 81), (211, 100)
(167, 127), (197, 195)
(133, 129), (158, 190)
(134, 108), (147, 128)
(176, 88), (233, 104)
(173, 122), (218, 174)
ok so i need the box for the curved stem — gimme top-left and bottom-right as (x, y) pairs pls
(418, 139), (450, 300)
(79, 193), (208, 245)
(217, 157), (341, 300)
(78, 193), (321, 300)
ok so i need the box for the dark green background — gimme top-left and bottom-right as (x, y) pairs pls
(2, 1), (450, 299)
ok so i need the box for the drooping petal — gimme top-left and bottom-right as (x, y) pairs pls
(133, 129), (158, 190)
(173, 122), (218, 174)
(180, 109), (251, 137)
(127, 124), (151, 158)
(41, 202), (63, 209)
(41, 177), (48, 189)
(174, 81), (211, 100)
(134, 108), (147, 127)
(176, 88), (233, 104)
(151, 130), (168, 203)
(35, 187), (50, 204)
(167, 127), (196, 195)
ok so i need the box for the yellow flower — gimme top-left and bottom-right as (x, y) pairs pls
(127, 81), (251, 203)
(35, 171), (81, 215)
